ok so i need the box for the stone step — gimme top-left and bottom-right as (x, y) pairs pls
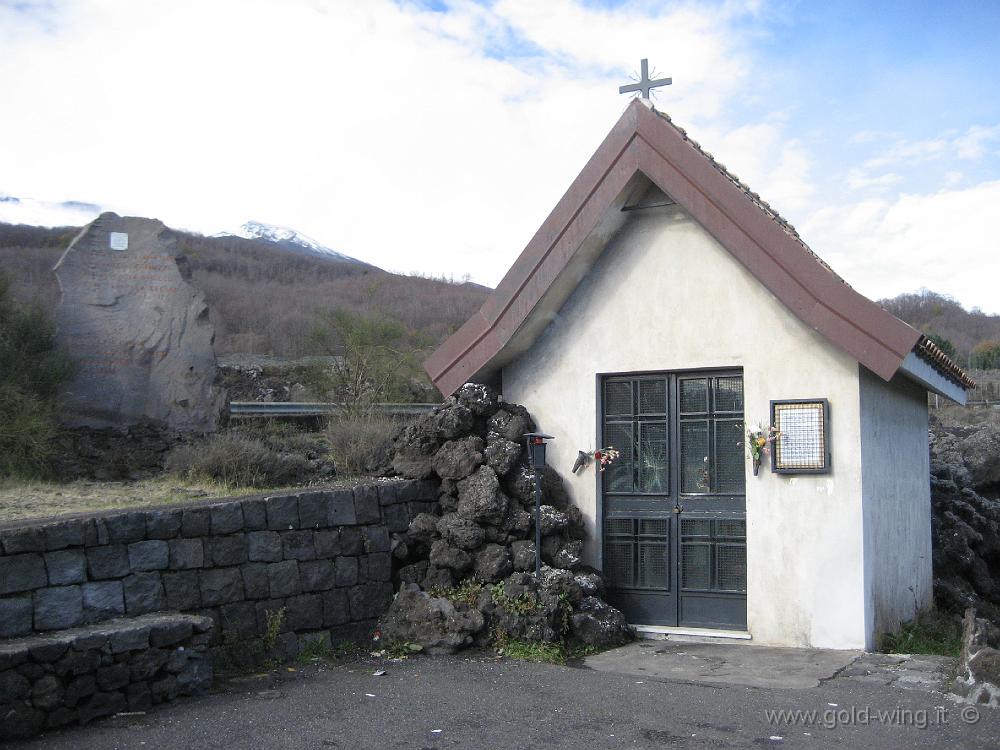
(0, 612), (214, 741)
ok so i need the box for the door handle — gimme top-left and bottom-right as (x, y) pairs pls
(672, 503), (683, 514)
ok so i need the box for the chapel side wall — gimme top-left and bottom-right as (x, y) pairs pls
(859, 366), (933, 649)
(502, 205), (868, 649)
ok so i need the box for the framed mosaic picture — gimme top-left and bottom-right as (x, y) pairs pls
(770, 399), (831, 474)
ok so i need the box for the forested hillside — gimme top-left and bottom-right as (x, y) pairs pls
(3, 221), (997, 370)
(0, 222), (490, 358)
(879, 289), (1000, 367)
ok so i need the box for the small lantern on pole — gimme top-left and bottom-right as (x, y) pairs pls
(523, 432), (554, 577)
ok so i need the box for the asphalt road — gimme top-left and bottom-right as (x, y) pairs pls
(10, 652), (999, 749)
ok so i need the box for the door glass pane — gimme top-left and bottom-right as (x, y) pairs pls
(638, 422), (668, 494)
(603, 422), (634, 493)
(679, 378), (708, 413)
(604, 381), (633, 416)
(681, 518), (712, 537)
(714, 376), (744, 412)
(716, 544), (747, 592)
(681, 543), (712, 590)
(605, 541), (634, 588)
(714, 419), (746, 494)
(639, 543), (669, 589)
(639, 379), (667, 414)
(680, 420), (710, 493)
(716, 519), (746, 538)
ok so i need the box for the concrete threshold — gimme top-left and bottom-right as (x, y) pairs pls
(634, 624), (753, 641)
(582, 640), (861, 690)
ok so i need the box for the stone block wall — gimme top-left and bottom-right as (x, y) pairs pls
(0, 612), (213, 741)
(0, 480), (438, 661)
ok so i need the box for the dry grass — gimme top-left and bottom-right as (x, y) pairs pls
(0, 477), (273, 524)
(0, 475), (380, 525)
(164, 432), (314, 488)
(325, 413), (402, 476)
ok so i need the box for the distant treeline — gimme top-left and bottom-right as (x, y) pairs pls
(3, 222), (998, 369)
(879, 290), (1000, 368)
(0, 222), (489, 359)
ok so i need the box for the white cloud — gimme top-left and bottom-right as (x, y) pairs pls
(846, 169), (903, 191)
(954, 125), (1000, 159)
(0, 0), (764, 286)
(692, 119), (815, 218)
(803, 180), (1000, 313)
(0, 195), (102, 227)
(859, 124), (1000, 173)
(0, 0), (996, 315)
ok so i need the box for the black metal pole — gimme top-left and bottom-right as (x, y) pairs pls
(523, 432), (553, 579)
(533, 469), (542, 577)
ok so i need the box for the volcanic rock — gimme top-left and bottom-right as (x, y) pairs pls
(457, 466), (510, 525)
(474, 544), (512, 583)
(53, 214), (225, 431)
(453, 383), (501, 418)
(488, 405), (535, 443)
(429, 540), (473, 574)
(569, 596), (635, 647)
(432, 437), (485, 481)
(436, 514), (486, 551)
(484, 436), (521, 476)
(380, 584), (485, 654)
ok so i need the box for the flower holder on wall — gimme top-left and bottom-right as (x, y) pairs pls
(572, 446), (621, 474)
(747, 424), (779, 478)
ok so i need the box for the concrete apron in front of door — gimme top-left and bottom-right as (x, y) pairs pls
(581, 640), (956, 691)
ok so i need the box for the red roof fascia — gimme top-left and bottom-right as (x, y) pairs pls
(425, 100), (925, 397)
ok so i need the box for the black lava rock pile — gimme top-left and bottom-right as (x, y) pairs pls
(930, 422), (1000, 623)
(379, 383), (633, 654)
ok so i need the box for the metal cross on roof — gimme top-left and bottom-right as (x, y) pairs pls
(619, 58), (672, 99)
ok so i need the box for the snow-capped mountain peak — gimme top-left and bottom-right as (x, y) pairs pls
(222, 220), (364, 264)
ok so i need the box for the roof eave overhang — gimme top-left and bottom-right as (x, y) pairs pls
(898, 352), (969, 405)
(425, 99), (949, 398)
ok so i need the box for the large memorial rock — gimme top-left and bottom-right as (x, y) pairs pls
(54, 213), (225, 431)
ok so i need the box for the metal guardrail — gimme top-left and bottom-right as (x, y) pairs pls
(228, 402), (440, 418)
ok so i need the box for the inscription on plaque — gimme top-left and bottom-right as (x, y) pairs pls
(109, 231), (129, 251)
(770, 399), (830, 474)
(54, 213), (225, 431)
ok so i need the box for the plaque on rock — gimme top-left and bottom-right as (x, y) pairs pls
(54, 213), (226, 431)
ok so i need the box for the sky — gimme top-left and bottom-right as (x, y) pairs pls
(1, 0), (998, 312)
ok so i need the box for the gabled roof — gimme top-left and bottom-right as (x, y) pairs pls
(425, 99), (974, 400)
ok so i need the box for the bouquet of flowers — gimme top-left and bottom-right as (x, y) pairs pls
(572, 446), (622, 473)
(593, 446), (621, 472)
(746, 424), (779, 475)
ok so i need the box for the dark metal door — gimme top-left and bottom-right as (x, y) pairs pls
(601, 371), (747, 630)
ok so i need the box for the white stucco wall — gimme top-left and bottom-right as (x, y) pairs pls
(502, 203), (872, 649)
(859, 367), (933, 649)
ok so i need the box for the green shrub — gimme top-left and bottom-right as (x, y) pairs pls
(305, 308), (426, 414)
(971, 341), (1000, 370)
(880, 609), (963, 657)
(165, 432), (311, 488)
(494, 638), (567, 665)
(324, 413), (400, 477)
(0, 276), (73, 477)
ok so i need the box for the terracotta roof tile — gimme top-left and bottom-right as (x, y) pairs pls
(915, 337), (977, 389)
